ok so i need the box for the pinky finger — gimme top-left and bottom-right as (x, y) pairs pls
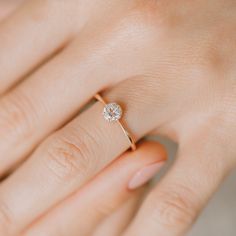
(94, 188), (143, 236)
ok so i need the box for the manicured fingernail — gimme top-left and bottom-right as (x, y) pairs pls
(128, 161), (165, 190)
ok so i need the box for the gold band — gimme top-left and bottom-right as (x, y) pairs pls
(95, 93), (136, 151)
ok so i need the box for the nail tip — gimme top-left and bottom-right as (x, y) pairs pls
(128, 161), (165, 190)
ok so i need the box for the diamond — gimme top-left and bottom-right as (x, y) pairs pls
(103, 103), (122, 122)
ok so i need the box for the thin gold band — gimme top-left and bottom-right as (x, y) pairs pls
(95, 93), (136, 151)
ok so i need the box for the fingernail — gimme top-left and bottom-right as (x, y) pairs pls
(128, 161), (165, 190)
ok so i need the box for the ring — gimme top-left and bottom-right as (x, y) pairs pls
(94, 93), (136, 151)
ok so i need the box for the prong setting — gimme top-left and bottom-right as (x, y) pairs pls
(103, 103), (122, 122)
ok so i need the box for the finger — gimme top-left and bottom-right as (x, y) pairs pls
(0, 0), (24, 21)
(124, 136), (231, 236)
(0, 0), (85, 94)
(94, 192), (142, 236)
(23, 142), (166, 236)
(0, 76), (168, 235)
(0, 10), (152, 175)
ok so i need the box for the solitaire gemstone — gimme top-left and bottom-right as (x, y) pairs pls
(103, 103), (122, 122)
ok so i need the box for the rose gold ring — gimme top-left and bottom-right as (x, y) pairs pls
(95, 93), (136, 151)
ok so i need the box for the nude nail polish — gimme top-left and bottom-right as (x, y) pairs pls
(128, 161), (165, 190)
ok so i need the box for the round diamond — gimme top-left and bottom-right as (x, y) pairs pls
(103, 103), (122, 122)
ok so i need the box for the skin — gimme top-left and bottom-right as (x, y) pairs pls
(0, 0), (235, 235)
(22, 141), (167, 236)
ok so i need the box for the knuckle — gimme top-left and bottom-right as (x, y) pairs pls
(95, 200), (117, 218)
(117, 1), (170, 56)
(0, 90), (37, 139)
(119, 1), (161, 38)
(26, 0), (77, 24)
(133, 1), (159, 21)
(148, 184), (197, 227)
(131, 0), (173, 30)
(44, 126), (99, 181)
(190, 115), (236, 167)
(126, 2), (160, 31)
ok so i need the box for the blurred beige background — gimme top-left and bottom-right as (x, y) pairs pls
(155, 137), (236, 236)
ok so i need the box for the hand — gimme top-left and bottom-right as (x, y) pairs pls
(0, 0), (235, 235)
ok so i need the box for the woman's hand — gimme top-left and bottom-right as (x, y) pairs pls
(0, 0), (235, 235)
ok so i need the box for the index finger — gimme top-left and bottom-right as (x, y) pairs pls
(0, 0), (84, 94)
